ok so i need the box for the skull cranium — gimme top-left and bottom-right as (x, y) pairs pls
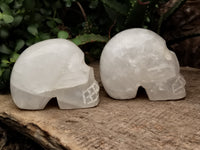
(10, 39), (100, 109)
(100, 28), (186, 100)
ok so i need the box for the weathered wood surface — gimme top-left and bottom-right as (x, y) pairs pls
(0, 63), (200, 150)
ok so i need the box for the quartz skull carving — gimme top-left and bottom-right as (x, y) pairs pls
(100, 28), (186, 100)
(10, 39), (100, 110)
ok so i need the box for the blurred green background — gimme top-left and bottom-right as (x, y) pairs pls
(0, 0), (199, 92)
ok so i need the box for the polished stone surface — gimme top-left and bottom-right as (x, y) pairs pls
(100, 28), (186, 100)
(10, 39), (99, 110)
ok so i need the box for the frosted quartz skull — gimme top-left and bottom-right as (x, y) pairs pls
(10, 39), (100, 110)
(100, 28), (186, 100)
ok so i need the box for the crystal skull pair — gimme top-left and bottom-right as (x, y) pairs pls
(10, 28), (186, 110)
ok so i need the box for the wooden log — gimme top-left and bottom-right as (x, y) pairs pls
(0, 63), (200, 150)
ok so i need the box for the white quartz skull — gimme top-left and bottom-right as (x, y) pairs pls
(10, 39), (100, 110)
(100, 28), (186, 100)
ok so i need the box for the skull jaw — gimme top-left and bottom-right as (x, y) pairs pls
(57, 68), (100, 109)
(11, 84), (99, 110)
(103, 74), (186, 101)
(55, 80), (99, 110)
(10, 84), (51, 110)
(58, 93), (99, 110)
(146, 87), (186, 101)
(144, 75), (186, 101)
(104, 86), (186, 101)
(11, 68), (100, 110)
